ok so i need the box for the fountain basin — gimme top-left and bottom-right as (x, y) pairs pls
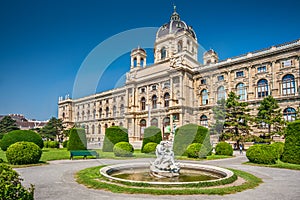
(100, 162), (234, 186)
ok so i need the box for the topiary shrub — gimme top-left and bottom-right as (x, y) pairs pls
(270, 142), (284, 160)
(215, 142), (233, 156)
(62, 140), (68, 148)
(49, 141), (59, 148)
(246, 144), (277, 164)
(282, 120), (300, 164)
(6, 142), (42, 165)
(0, 164), (34, 199)
(186, 143), (202, 158)
(102, 126), (128, 152)
(67, 128), (87, 151)
(173, 124), (211, 156)
(143, 142), (158, 154)
(141, 126), (162, 153)
(113, 142), (134, 157)
(0, 130), (44, 151)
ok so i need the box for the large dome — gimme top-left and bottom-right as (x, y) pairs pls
(156, 8), (197, 40)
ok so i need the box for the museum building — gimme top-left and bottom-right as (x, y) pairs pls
(58, 8), (300, 143)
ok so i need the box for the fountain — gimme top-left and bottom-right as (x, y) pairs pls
(100, 141), (235, 186)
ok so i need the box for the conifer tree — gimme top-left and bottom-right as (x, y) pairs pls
(0, 116), (19, 139)
(211, 98), (226, 138)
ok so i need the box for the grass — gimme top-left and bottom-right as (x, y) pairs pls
(76, 165), (262, 195)
(244, 160), (300, 171)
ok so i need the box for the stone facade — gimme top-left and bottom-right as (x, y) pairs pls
(58, 9), (300, 143)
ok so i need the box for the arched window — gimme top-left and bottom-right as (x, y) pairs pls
(119, 122), (123, 127)
(86, 125), (89, 134)
(105, 107), (109, 118)
(93, 109), (96, 119)
(113, 106), (117, 117)
(104, 124), (108, 129)
(62, 112), (65, 119)
(77, 112), (80, 121)
(92, 125), (95, 134)
(81, 111), (85, 120)
(140, 58), (144, 67)
(140, 119), (147, 140)
(283, 107), (296, 122)
(161, 47), (166, 59)
(201, 89), (208, 105)
(282, 74), (295, 95)
(98, 124), (101, 134)
(237, 83), (246, 100)
(164, 93), (170, 107)
(99, 108), (102, 119)
(120, 104), (124, 116)
(151, 118), (158, 127)
(141, 97), (146, 110)
(200, 115), (208, 128)
(152, 95), (157, 109)
(177, 41), (183, 53)
(87, 110), (90, 120)
(217, 86), (226, 101)
(257, 79), (268, 98)
(133, 57), (137, 67)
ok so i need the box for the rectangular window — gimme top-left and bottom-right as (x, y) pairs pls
(217, 75), (224, 81)
(236, 71), (244, 78)
(257, 66), (267, 73)
(163, 82), (170, 88)
(152, 85), (157, 90)
(200, 79), (206, 85)
(140, 88), (146, 93)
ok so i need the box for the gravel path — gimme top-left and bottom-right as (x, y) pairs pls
(16, 152), (300, 200)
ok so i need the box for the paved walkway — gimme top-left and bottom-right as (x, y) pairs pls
(16, 152), (300, 200)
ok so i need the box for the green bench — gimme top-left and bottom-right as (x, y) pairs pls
(70, 150), (99, 160)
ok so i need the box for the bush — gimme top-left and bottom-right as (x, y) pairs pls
(270, 142), (284, 160)
(173, 124), (211, 156)
(282, 120), (300, 164)
(215, 142), (233, 156)
(0, 164), (34, 199)
(62, 140), (68, 148)
(102, 126), (128, 152)
(142, 142), (158, 154)
(44, 141), (60, 148)
(246, 144), (277, 164)
(67, 128), (87, 151)
(0, 130), (44, 151)
(141, 126), (162, 153)
(113, 142), (134, 157)
(6, 142), (42, 165)
(186, 143), (211, 158)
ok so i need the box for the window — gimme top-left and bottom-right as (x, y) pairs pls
(99, 108), (102, 119)
(105, 107), (109, 118)
(141, 97), (146, 110)
(236, 83), (246, 100)
(257, 65), (267, 73)
(86, 125), (89, 134)
(113, 106), (117, 117)
(140, 119), (147, 140)
(200, 79), (206, 85)
(163, 81), (170, 88)
(140, 87), (146, 93)
(120, 104), (124, 116)
(98, 124), (101, 134)
(151, 118), (158, 127)
(177, 41), (183, 53)
(93, 109), (96, 119)
(164, 93), (170, 107)
(282, 59), (293, 67)
(282, 74), (295, 95)
(106, 99), (109, 103)
(200, 115), (208, 128)
(217, 86), (226, 101)
(152, 85), (157, 91)
(92, 125), (95, 134)
(161, 47), (166, 59)
(77, 112), (79, 121)
(82, 111), (85, 120)
(201, 89), (208, 105)
(152, 95), (157, 109)
(217, 75), (224, 81)
(283, 107), (296, 122)
(236, 71), (244, 78)
(257, 79), (268, 98)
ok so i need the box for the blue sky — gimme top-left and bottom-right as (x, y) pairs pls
(0, 0), (299, 120)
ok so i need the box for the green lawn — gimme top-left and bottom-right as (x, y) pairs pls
(244, 160), (300, 171)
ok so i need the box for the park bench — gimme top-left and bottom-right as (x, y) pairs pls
(70, 150), (99, 160)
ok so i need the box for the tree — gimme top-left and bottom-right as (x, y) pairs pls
(0, 116), (19, 139)
(256, 95), (285, 136)
(223, 92), (252, 145)
(210, 98), (226, 138)
(39, 117), (64, 141)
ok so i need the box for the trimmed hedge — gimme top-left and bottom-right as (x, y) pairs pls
(6, 142), (42, 165)
(67, 128), (87, 151)
(113, 142), (134, 157)
(215, 142), (233, 156)
(0, 164), (34, 199)
(246, 144), (277, 164)
(141, 126), (162, 153)
(44, 141), (59, 148)
(173, 124), (211, 156)
(143, 142), (158, 154)
(282, 120), (300, 164)
(102, 126), (128, 152)
(0, 130), (44, 151)
(270, 142), (284, 160)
